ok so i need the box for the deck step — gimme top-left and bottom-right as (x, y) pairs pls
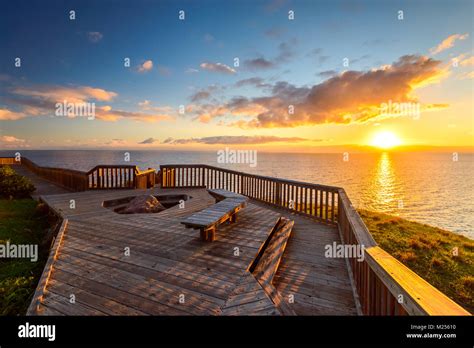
(250, 217), (297, 315)
(251, 217), (294, 284)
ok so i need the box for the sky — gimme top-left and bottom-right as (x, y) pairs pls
(0, 0), (473, 151)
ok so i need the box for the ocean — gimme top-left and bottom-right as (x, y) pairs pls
(1, 149), (472, 238)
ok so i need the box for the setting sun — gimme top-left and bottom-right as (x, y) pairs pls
(370, 131), (402, 149)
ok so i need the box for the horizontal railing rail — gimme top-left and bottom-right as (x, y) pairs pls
(160, 163), (471, 316)
(21, 157), (89, 192)
(0, 157), (21, 165)
(6, 157), (158, 191)
(161, 164), (339, 224)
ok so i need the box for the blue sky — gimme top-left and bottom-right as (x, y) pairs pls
(0, 0), (473, 150)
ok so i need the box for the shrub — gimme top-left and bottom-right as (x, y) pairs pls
(0, 166), (35, 198)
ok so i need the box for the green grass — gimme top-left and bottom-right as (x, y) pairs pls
(0, 199), (51, 315)
(358, 209), (474, 314)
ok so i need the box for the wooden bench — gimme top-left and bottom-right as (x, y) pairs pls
(181, 190), (249, 242)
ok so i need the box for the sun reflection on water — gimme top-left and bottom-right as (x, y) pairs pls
(373, 152), (398, 212)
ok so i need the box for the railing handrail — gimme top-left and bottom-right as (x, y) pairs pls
(161, 164), (342, 192)
(338, 188), (377, 247)
(86, 164), (137, 175)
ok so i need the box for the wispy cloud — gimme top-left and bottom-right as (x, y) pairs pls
(200, 62), (236, 74)
(87, 31), (103, 43)
(0, 135), (28, 147)
(0, 108), (26, 120)
(161, 135), (311, 145)
(244, 39), (297, 70)
(430, 33), (469, 55)
(138, 137), (157, 144)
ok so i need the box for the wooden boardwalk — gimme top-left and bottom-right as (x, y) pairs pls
(3, 158), (468, 316)
(26, 185), (357, 316)
(12, 165), (70, 198)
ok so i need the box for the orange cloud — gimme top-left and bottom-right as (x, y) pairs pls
(12, 85), (117, 103)
(0, 108), (25, 120)
(96, 106), (174, 122)
(138, 60), (153, 73)
(0, 135), (28, 148)
(430, 33), (469, 55)
(192, 55), (445, 128)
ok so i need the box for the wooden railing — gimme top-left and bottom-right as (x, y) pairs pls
(22, 157), (89, 191)
(86, 165), (136, 189)
(161, 164), (339, 224)
(338, 188), (469, 315)
(0, 157), (20, 165)
(2, 157), (157, 191)
(160, 163), (471, 316)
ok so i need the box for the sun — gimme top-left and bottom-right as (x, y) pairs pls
(370, 131), (402, 149)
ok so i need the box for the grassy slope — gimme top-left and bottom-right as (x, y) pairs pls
(0, 199), (50, 315)
(358, 209), (474, 314)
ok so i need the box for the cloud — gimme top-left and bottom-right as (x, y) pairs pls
(459, 71), (474, 80)
(430, 33), (469, 55)
(460, 56), (474, 66)
(264, 27), (286, 39)
(317, 70), (338, 78)
(244, 39), (297, 70)
(200, 62), (236, 74)
(244, 58), (275, 70)
(0, 135), (28, 148)
(162, 135), (310, 145)
(191, 55), (446, 128)
(1, 83), (175, 122)
(234, 77), (269, 88)
(1, 85), (118, 119)
(87, 31), (103, 43)
(97, 106), (174, 122)
(185, 68), (199, 73)
(138, 137), (158, 144)
(104, 138), (127, 146)
(12, 85), (117, 104)
(138, 60), (153, 73)
(0, 108), (26, 120)
(190, 91), (211, 102)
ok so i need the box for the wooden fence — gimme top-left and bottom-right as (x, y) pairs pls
(0, 157), (20, 165)
(161, 164), (339, 224)
(160, 163), (470, 316)
(1, 157), (157, 191)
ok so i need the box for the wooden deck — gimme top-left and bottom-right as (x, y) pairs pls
(12, 165), (70, 198)
(26, 186), (357, 316)
(5, 158), (467, 316)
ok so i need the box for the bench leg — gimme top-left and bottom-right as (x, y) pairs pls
(229, 213), (237, 223)
(201, 227), (216, 242)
